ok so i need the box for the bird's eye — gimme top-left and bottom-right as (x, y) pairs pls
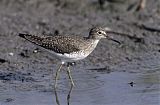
(98, 31), (102, 34)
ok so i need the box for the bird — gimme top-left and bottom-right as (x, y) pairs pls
(18, 27), (120, 88)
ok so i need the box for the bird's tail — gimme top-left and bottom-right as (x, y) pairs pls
(19, 33), (43, 45)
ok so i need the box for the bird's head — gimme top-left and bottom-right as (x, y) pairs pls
(88, 27), (121, 44)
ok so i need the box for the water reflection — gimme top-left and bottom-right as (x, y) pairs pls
(67, 85), (73, 105)
(134, 70), (160, 93)
(54, 85), (73, 105)
(0, 67), (159, 105)
(54, 87), (60, 105)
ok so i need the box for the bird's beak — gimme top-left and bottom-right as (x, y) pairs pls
(107, 36), (121, 44)
(105, 34), (121, 45)
(103, 28), (121, 45)
(109, 37), (121, 44)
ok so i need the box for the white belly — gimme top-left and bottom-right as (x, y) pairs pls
(39, 39), (99, 63)
(52, 40), (100, 62)
(53, 51), (90, 62)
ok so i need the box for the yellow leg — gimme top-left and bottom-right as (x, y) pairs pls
(54, 64), (63, 88)
(67, 66), (75, 87)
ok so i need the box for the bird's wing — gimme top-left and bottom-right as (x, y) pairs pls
(41, 35), (82, 54)
(19, 34), (83, 54)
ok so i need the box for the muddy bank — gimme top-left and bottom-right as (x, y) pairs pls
(0, 0), (160, 105)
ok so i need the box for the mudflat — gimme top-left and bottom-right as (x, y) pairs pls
(0, 0), (159, 105)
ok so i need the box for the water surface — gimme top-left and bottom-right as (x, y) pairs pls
(0, 68), (159, 105)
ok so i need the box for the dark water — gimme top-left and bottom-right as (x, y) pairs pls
(0, 68), (159, 105)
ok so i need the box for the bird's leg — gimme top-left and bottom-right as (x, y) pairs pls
(67, 67), (75, 86)
(67, 63), (75, 86)
(54, 87), (60, 105)
(54, 64), (63, 88)
(67, 84), (73, 105)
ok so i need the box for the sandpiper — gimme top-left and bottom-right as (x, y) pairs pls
(19, 27), (120, 88)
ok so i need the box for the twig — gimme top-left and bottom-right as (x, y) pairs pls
(98, 0), (105, 10)
(137, 24), (160, 33)
(106, 31), (145, 43)
(136, 0), (146, 11)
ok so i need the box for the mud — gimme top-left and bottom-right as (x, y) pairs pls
(0, 0), (160, 105)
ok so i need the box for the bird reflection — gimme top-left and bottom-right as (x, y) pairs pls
(67, 85), (73, 105)
(54, 85), (74, 105)
(54, 86), (60, 105)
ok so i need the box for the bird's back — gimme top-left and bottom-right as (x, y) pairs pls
(19, 34), (94, 54)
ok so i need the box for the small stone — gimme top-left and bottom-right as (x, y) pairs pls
(9, 52), (14, 56)
(128, 81), (135, 87)
(19, 49), (29, 58)
(33, 48), (40, 53)
(5, 98), (14, 102)
(33, 50), (38, 53)
(0, 58), (7, 63)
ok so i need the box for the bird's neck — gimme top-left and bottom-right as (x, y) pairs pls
(87, 39), (100, 51)
(84, 36), (101, 49)
(92, 39), (100, 45)
(85, 36), (100, 45)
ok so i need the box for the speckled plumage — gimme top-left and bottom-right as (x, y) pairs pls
(18, 27), (120, 87)
(19, 27), (107, 62)
(19, 35), (91, 53)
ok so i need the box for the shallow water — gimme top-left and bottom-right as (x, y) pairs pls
(0, 68), (159, 105)
(0, 0), (160, 105)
